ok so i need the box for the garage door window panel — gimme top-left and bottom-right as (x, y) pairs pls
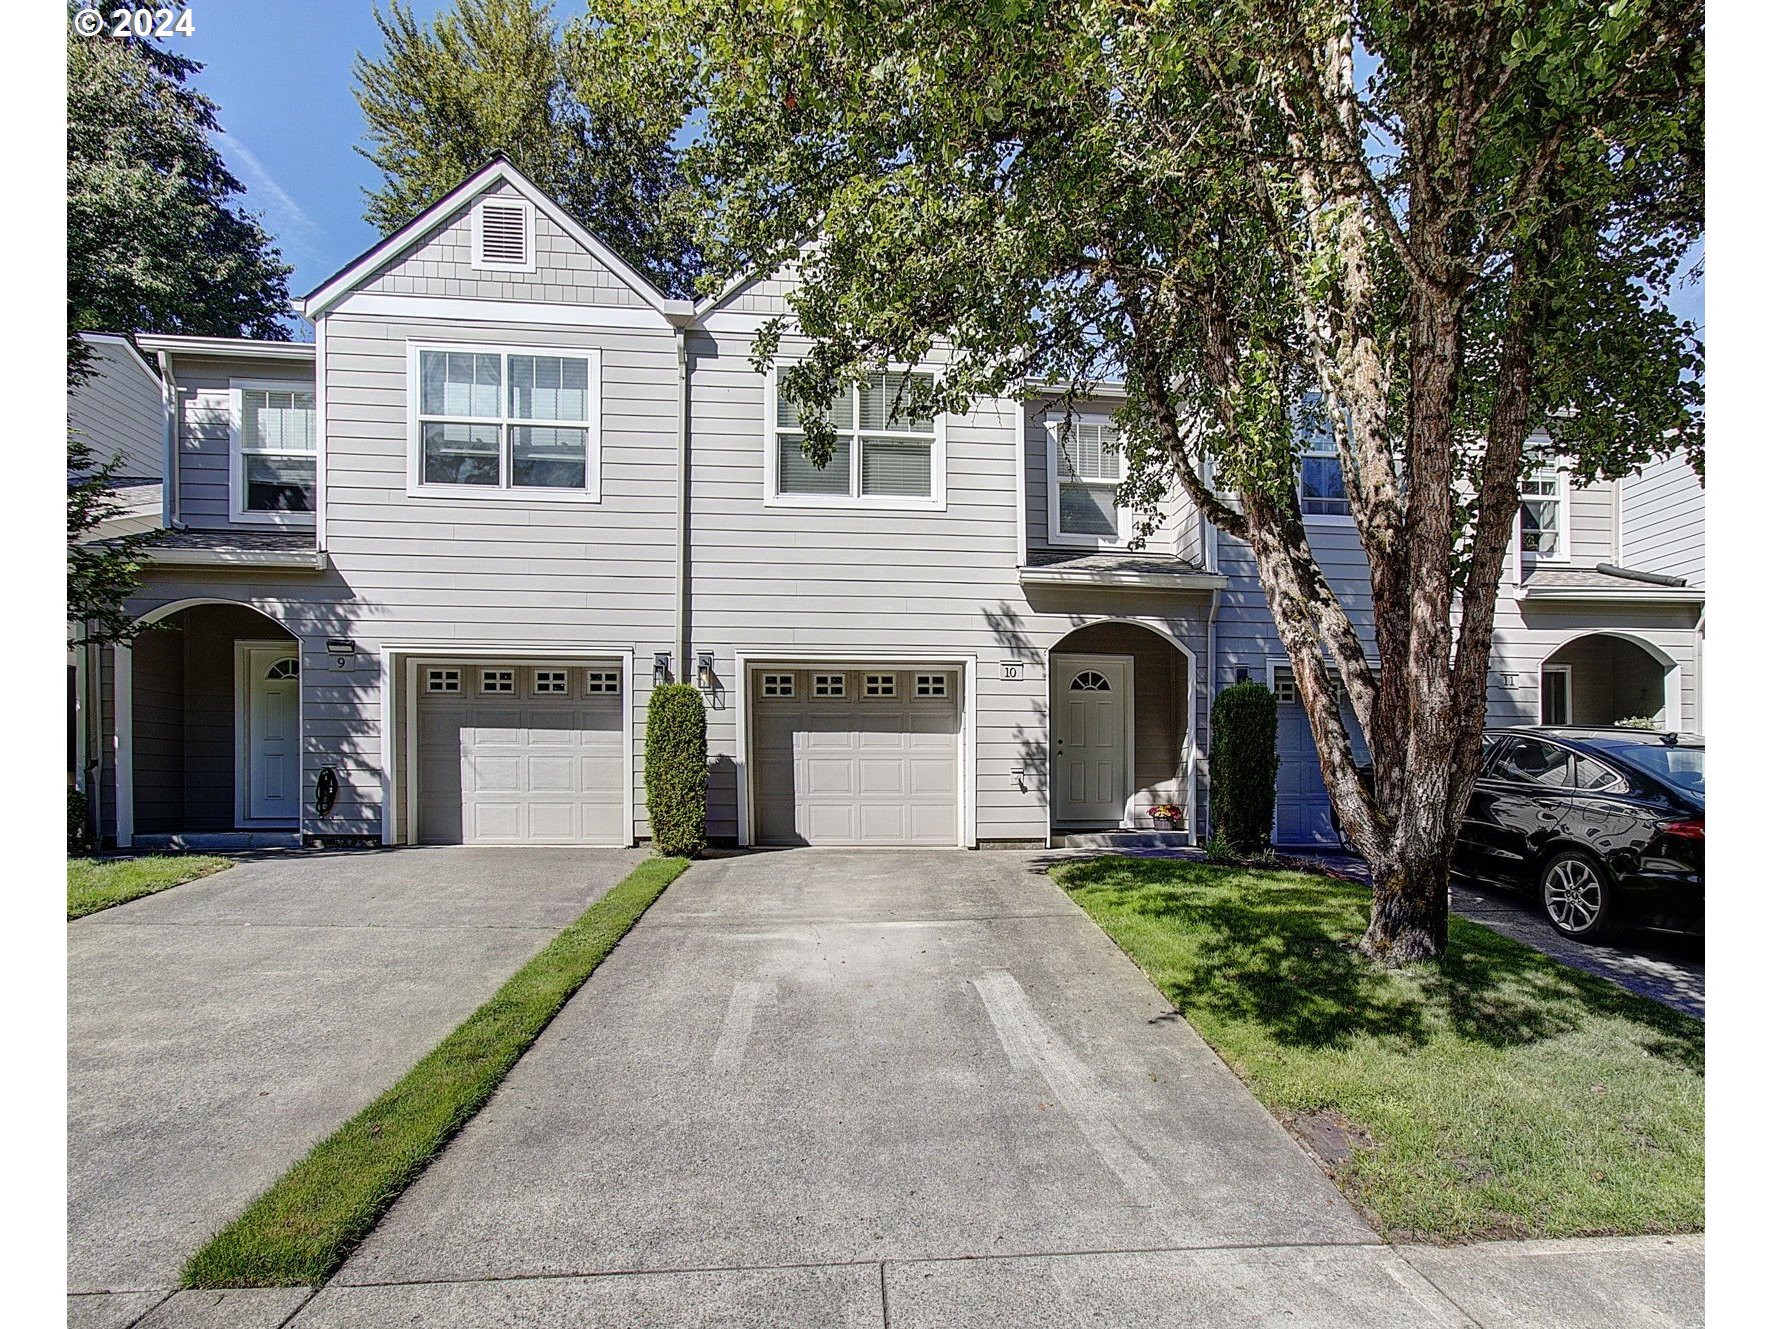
(414, 345), (598, 499)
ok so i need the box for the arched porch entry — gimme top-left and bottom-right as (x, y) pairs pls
(117, 599), (301, 845)
(1539, 632), (1681, 728)
(1048, 621), (1196, 836)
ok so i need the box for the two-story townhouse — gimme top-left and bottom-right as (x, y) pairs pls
(74, 157), (1703, 854)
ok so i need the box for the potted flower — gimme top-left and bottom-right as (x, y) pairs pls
(1148, 802), (1184, 831)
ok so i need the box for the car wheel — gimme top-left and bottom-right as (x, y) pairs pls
(1539, 851), (1615, 942)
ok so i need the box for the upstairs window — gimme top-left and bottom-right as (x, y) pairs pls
(769, 369), (944, 508)
(1297, 394), (1351, 519)
(1519, 461), (1567, 560)
(411, 344), (599, 500)
(471, 197), (534, 272)
(1049, 420), (1129, 545)
(231, 382), (317, 522)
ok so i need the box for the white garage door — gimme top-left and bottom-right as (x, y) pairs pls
(752, 667), (960, 846)
(416, 663), (624, 845)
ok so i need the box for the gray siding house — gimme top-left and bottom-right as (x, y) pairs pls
(71, 159), (1706, 852)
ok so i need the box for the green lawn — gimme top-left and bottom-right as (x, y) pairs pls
(1053, 856), (1703, 1242)
(68, 855), (234, 919)
(183, 854), (691, 1288)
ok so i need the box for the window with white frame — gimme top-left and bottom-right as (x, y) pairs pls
(425, 668), (461, 693)
(915, 674), (949, 698)
(1050, 420), (1126, 543)
(412, 345), (598, 498)
(1298, 394), (1351, 519)
(232, 383), (316, 519)
(761, 673), (795, 698)
(770, 370), (941, 504)
(480, 668), (515, 694)
(864, 673), (897, 697)
(813, 673), (846, 697)
(533, 669), (569, 694)
(585, 670), (621, 694)
(1519, 461), (1566, 560)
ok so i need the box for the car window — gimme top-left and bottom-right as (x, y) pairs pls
(1493, 737), (1572, 788)
(1570, 755), (1622, 791)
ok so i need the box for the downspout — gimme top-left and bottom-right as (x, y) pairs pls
(673, 325), (691, 679)
(155, 350), (184, 529)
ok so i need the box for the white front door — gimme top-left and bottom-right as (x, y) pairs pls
(1053, 655), (1132, 825)
(241, 643), (300, 822)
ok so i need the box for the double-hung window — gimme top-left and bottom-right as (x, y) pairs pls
(1048, 420), (1129, 545)
(1297, 394), (1351, 519)
(768, 369), (944, 508)
(1518, 460), (1567, 560)
(411, 344), (600, 500)
(230, 382), (316, 521)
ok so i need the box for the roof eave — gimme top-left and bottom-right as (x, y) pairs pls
(1517, 585), (1705, 603)
(1018, 567), (1228, 592)
(142, 547), (327, 571)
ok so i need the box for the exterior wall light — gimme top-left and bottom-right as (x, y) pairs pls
(653, 652), (673, 686)
(696, 651), (716, 693)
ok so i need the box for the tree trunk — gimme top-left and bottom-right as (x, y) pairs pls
(1361, 844), (1451, 964)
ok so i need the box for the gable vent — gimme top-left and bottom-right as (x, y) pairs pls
(474, 199), (532, 269)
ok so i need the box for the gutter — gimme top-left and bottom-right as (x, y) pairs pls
(1516, 585), (1705, 604)
(155, 350), (182, 529)
(673, 325), (692, 679)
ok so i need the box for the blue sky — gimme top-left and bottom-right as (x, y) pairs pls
(174, 1), (455, 321)
(169, 4), (1703, 340)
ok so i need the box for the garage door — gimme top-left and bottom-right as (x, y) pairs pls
(1271, 667), (1365, 846)
(752, 667), (960, 846)
(416, 663), (624, 845)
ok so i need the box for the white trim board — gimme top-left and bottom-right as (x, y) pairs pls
(329, 291), (678, 332)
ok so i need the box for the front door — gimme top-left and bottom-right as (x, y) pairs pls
(241, 642), (299, 822)
(1053, 655), (1131, 825)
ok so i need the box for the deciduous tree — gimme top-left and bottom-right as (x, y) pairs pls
(605, 0), (1703, 961)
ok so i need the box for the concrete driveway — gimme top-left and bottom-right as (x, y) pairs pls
(292, 850), (1476, 1327)
(67, 846), (644, 1299)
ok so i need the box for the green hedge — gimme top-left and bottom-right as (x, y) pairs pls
(644, 683), (708, 857)
(68, 787), (91, 855)
(1209, 681), (1279, 854)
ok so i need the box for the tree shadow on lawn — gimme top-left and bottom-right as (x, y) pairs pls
(1057, 857), (1703, 1069)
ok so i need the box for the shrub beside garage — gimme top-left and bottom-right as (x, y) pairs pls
(1209, 681), (1280, 853)
(645, 683), (708, 857)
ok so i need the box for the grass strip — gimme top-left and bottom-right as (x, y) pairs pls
(68, 855), (233, 919)
(182, 854), (691, 1287)
(1053, 855), (1703, 1242)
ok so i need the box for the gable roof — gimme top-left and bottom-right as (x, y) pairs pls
(301, 156), (694, 324)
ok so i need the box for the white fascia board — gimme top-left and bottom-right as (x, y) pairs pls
(301, 158), (691, 324)
(1517, 585), (1705, 604)
(1018, 568), (1228, 592)
(135, 334), (315, 362)
(142, 547), (327, 570)
(331, 292), (675, 332)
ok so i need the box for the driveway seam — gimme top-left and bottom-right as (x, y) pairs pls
(328, 1238), (1388, 1289)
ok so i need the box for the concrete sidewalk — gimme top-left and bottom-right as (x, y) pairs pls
(67, 846), (644, 1299)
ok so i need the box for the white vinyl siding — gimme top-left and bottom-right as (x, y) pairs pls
(767, 368), (946, 509)
(409, 343), (601, 501)
(230, 380), (317, 524)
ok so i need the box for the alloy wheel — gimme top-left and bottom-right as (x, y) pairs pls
(1544, 857), (1605, 935)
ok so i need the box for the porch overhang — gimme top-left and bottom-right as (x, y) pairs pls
(1516, 565), (1703, 605)
(135, 530), (327, 572)
(1019, 550), (1227, 593)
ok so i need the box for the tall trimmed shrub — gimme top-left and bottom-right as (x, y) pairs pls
(645, 683), (708, 857)
(1209, 681), (1279, 854)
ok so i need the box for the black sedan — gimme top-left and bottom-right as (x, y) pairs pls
(1453, 726), (1704, 941)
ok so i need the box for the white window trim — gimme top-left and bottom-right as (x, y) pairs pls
(1539, 663), (1572, 724)
(1517, 464), (1571, 564)
(762, 364), (949, 512)
(470, 195), (537, 273)
(1045, 418), (1134, 548)
(1299, 435), (1357, 527)
(406, 341), (602, 503)
(228, 378), (318, 527)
